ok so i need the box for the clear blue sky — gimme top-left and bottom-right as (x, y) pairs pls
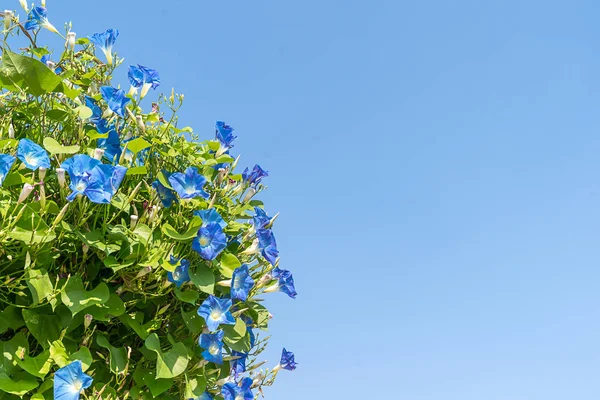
(32, 0), (600, 398)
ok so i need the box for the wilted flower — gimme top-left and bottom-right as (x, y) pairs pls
(89, 28), (119, 65)
(197, 295), (235, 331)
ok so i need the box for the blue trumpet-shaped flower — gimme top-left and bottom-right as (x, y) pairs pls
(168, 167), (209, 199)
(54, 360), (93, 400)
(100, 86), (130, 118)
(167, 256), (190, 287)
(17, 138), (51, 171)
(199, 330), (225, 364)
(152, 175), (177, 208)
(242, 164), (268, 186)
(269, 267), (298, 299)
(89, 29), (119, 64)
(231, 265), (254, 301)
(279, 348), (298, 371)
(96, 129), (122, 162)
(222, 377), (253, 400)
(0, 154), (16, 187)
(194, 208), (227, 229)
(215, 121), (236, 149)
(128, 65), (161, 98)
(61, 154), (127, 204)
(257, 228), (279, 265)
(197, 295), (236, 331)
(84, 96), (110, 133)
(192, 222), (227, 260)
(230, 351), (248, 375)
(24, 6), (58, 33)
(253, 207), (270, 229)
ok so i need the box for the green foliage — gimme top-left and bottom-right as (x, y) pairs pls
(0, 5), (293, 400)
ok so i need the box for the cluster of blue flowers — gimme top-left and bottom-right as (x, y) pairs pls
(10, 7), (298, 399)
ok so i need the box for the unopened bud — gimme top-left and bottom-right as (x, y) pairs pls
(169, 88), (175, 104)
(231, 155), (241, 170)
(268, 212), (280, 228)
(51, 203), (69, 228)
(243, 188), (256, 203)
(38, 167), (47, 182)
(41, 0), (46, 7)
(136, 115), (145, 132)
(217, 168), (227, 184)
(17, 183), (34, 204)
(269, 313), (274, 319)
(56, 168), (66, 187)
(19, 1), (28, 12)
(8, 123), (14, 139)
(82, 243), (89, 255)
(93, 148), (105, 160)
(66, 32), (76, 51)
(46, 60), (56, 71)
(241, 238), (259, 255)
(135, 266), (152, 279)
(84, 314), (92, 330)
(256, 274), (272, 287)
(3, 10), (13, 30)
(130, 215), (138, 229)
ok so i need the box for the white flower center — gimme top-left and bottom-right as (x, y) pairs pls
(199, 236), (210, 247)
(24, 155), (38, 166)
(185, 186), (196, 195)
(209, 344), (219, 355)
(71, 379), (83, 392)
(210, 311), (221, 321)
(235, 394), (244, 400)
(76, 181), (87, 192)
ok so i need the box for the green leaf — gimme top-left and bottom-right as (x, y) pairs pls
(0, 306), (25, 333)
(8, 205), (55, 244)
(174, 288), (199, 304)
(87, 293), (125, 321)
(0, 50), (78, 98)
(185, 374), (207, 398)
(181, 308), (204, 334)
(75, 105), (93, 119)
(1, 171), (29, 187)
(144, 333), (190, 379)
(46, 109), (69, 122)
(219, 252), (241, 278)
(142, 372), (173, 397)
(127, 166), (148, 175)
(49, 341), (69, 367)
(43, 137), (80, 155)
(119, 313), (149, 340)
(222, 318), (251, 353)
(97, 335), (129, 375)
(16, 350), (53, 378)
(161, 218), (202, 241)
(248, 302), (270, 331)
(189, 264), (215, 294)
(30, 48), (50, 58)
(22, 309), (62, 349)
(0, 332), (28, 375)
(60, 276), (110, 316)
(0, 372), (38, 396)
(70, 346), (93, 372)
(26, 268), (53, 305)
(126, 138), (151, 154)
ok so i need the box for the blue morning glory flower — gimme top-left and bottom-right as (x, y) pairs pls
(269, 267), (298, 299)
(89, 28), (119, 65)
(197, 295), (236, 331)
(215, 121), (236, 149)
(100, 86), (130, 118)
(167, 256), (190, 287)
(193, 392), (214, 400)
(192, 222), (227, 260)
(84, 96), (108, 130)
(194, 208), (227, 229)
(54, 360), (93, 400)
(230, 351), (248, 376)
(0, 154), (16, 187)
(253, 207), (270, 229)
(96, 129), (122, 162)
(152, 175), (177, 208)
(17, 138), (51, 171)
(61, 154), (127, 204)
(128, 65), (161, 98)
(168, 167), (209, 199)
(257, 228), (279, 265)
(24, 6), (58, 33)
(199, 329), (225, 364)
(279, 348), (298, 371)
(242, 164), (268, 186)
(222, 377), (253, 400)
(40, 54), (50, 64)
(231, 265), (254, 302)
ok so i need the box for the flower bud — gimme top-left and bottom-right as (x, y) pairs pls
(93, 148), (105, 160)
(256, 274), (272, 287)
(241, 238), (259, 255)
(51, 203), (69, 228)
(17, 183), (34, 204)
(243, 187), (256, 203)
(41, 0), (46, 7)
(56, 168), (66, 188)
(19, 1), (28, 12)
(38, 167), (47, 182)
(84, 314), (92, 330)
(66, 32), (76, 51)
(136, 115), (145, 133)
(130, 215), (138, 230)
(45, 60), (56, 71)
(8, 123), (14, 139)
(3, 10), (13, 30)
(231, 155), (241, 170)
(82, 243), (89, 255)
(217, 168), (227, 184)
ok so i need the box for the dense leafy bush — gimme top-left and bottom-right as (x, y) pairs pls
(0, 3), (297, 399)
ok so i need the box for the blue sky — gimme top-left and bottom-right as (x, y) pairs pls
(30, 0), (600, 398)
